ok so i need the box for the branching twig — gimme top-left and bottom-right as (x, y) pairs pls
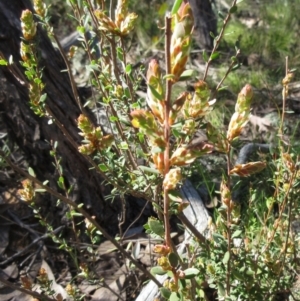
(203, 0), (238, 81)
(0, 224), (65, 267)
(0, 277), (56, 301)
(0, 150), (162, 288)
(177, 212), (207, 245)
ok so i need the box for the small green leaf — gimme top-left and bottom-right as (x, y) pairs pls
(212, 233), (225, 245)
(39, 93), (47, 103)
(168, 253), (178, 268)
(109, 116), (118, 122)
(170, 292), (181, 301)
(57, 176), (64, 189)
(229, 5), (238, 14)
(210, 52), (220, 61)
(179, 69), (195, 81)
(235, 39), (240, 51)
(231, 56), (237, 63)
(218, 11), (225, 20)
(70, 211), (83, 217)
(232, 64), (241, 71)
(116, 47), (123, 61)
(152, 202), (163, 214)
(217, 85), (228, 92)
(171, 0), (183, 14)
(148, 84), (164, 101)
(163, 73), (176, 81)
(232, 270), (243, 281)
(160, 287), (171, 299)
(119, 142), (128, 150)
(183, 268), (200, 279)
(76, 26), (85, 35)
(222, 251), (230, 265)
(124, 87), (131, 98)
(151, 266), (167, 276)
(232, 229), (243, 238)
(28, 167), (36, 177)
(158, 2), (168, 16)
(218, 283), (226, 297)
(86, 64), (100, 72)
(203, 50), (209, 62)
(148, 218), (164, 237)
(0, 59), (7, 66)
(179, 278), (186, 289)
(198, 289), (205, 298)
(125, 64), (132, 74)
(98, 163), (109, 172)
(138, 166), (160, 174)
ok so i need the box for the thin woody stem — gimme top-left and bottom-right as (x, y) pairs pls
(0, 150), (162, 288)
(226, 151), (232, 296)
(163, 14), (173, 248)
(203, 0), (238, 81)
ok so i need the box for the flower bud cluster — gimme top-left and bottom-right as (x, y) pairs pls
(21, 10), (37, 40)
(37, 268), (49, 285)
(152, 152), (165, 174)
(146, 59), (164, 123)
(170, 3), (194, 81)
(157, 256), (172, 270)
(282, 72), (294, 99)
(20, 9), (47, 116)
(33, 0), (46, 18)
(153, 244), (171, 256)
(227, 84), (253, 142)
(20, 41), (31, 62)
(220, 179), (231, 206)
(77, 114), (114, 155)
(182, 80), (215, 119)
(115, 0), (138, 36)
(94, 0), (137, 37)
(163, 168), (182, 190)
(18, 179), (35, 202)
(170, 142), (213, 166)
(131, 109), (166, 173)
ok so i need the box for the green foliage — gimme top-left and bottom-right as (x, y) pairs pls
(221, 0), (300, 89)
(129, 0), (167, 51)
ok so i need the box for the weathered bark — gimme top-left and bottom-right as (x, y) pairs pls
(190, 0), (217, 50)
(0, 0), (147, 234)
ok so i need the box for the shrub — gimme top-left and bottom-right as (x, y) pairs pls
(1, 0), (299, 300)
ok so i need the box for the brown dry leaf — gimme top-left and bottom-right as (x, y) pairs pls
(1, 263), (18, 279)
(97, 240), (117, 256)
(91, 274), (126, 301)
(249, 114), (275, 133)
(230, 161), (267, 177)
